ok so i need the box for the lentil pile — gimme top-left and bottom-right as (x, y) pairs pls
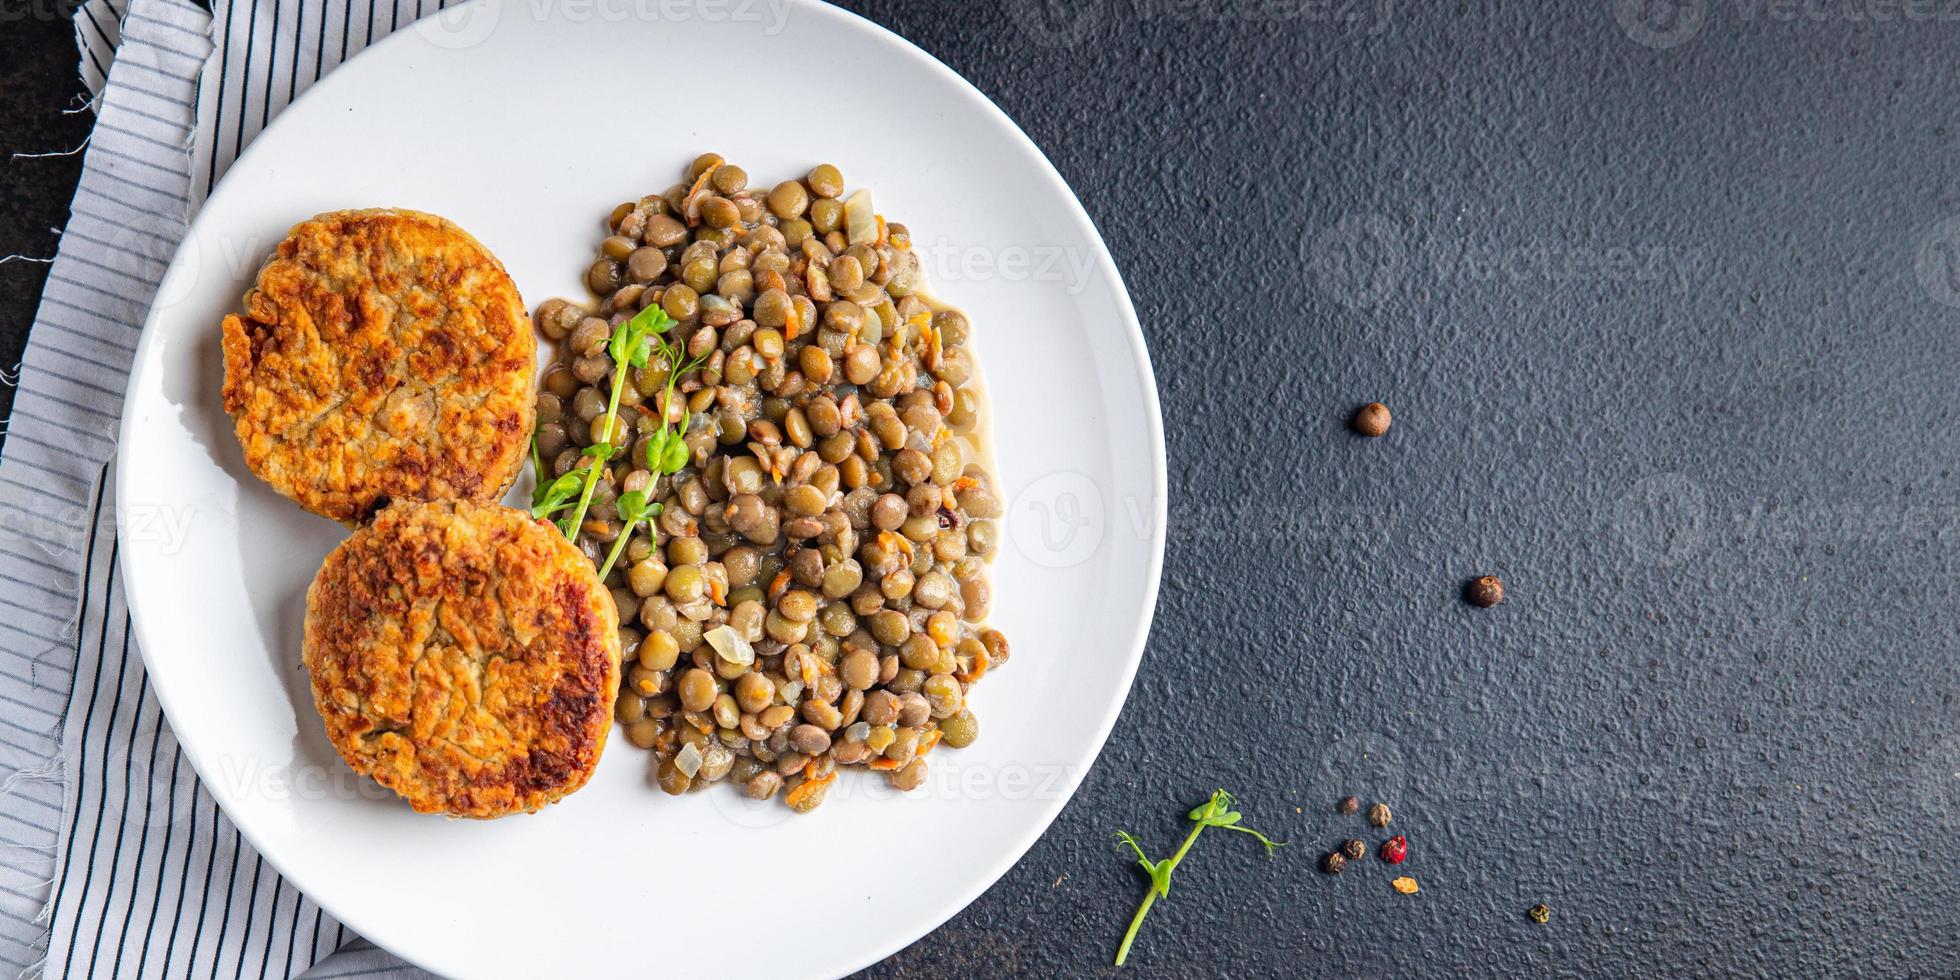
(531, 154), (1009, 811)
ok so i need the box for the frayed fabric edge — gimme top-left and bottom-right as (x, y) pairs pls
(18, 3), (215, 979)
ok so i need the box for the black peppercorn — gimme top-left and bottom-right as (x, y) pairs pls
(1465, 575), (1504, 608)
(1367, 802), (1392, 827)
(1321, 852), (1348, 875)
(1337, 796), (1359, 815)
(1342, 839), (1367, 860)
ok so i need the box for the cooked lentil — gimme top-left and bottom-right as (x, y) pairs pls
(535, 156), (1008, 811)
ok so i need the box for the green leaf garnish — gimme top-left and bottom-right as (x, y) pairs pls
(1112, 789), (1284, 967)
(658, 436), (690, 474)
(529, 470), (585, 521)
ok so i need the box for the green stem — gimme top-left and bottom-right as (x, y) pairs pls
(558, 454), (604, 539)
(595, 521), (636, 581)
(1113, 820), (1207, 967)
(559, 365), (630, 540)
(1114, 887), (1156, 967)
(1165, 818), (1208, 869)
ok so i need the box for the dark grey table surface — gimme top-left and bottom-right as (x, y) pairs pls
(7, 1), (1960, 976)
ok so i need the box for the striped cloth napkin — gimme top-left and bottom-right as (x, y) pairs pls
(1, 2), (476, 976)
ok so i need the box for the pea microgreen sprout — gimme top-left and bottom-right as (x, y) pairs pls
(555, 305), (673, 539)
(1112, 789), (1284, 967)
(589, 329), (706, 577)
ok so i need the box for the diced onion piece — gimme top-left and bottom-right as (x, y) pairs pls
(846, 721), (871, 743)
(859, 305), (883, 345)
(675, 742), (703, 778)
(844, 189), (876, 245)
(704, 625), (754, 667)
(779, 680), (804, 704)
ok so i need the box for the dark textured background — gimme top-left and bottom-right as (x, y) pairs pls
(8, 0), (1960, 976)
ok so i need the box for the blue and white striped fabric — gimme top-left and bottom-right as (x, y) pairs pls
(0, 1), (470, 975)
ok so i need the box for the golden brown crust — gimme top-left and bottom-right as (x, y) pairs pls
(303, 499), (619, 818)
(221, 208), (535, 525)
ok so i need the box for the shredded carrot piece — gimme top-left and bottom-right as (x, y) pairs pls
(785, 770), (836, 809)
(956, 645), (990, 685)
(800, 656), (817, 688)
(923, 322), (943, 371)
(867, 757), (903, 771)
(680, 158), (719, 226)
(708, 578), (727, 607)
(879, 530), (914, 558)
(875, 215), (888, 246)
(952, 476), (979, 493)
(785, 302), (802, 341)
(918, 729), (943, 756)
(768, 570), (792, 600)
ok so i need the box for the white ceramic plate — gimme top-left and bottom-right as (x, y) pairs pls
(117, 2), (1163, 976)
